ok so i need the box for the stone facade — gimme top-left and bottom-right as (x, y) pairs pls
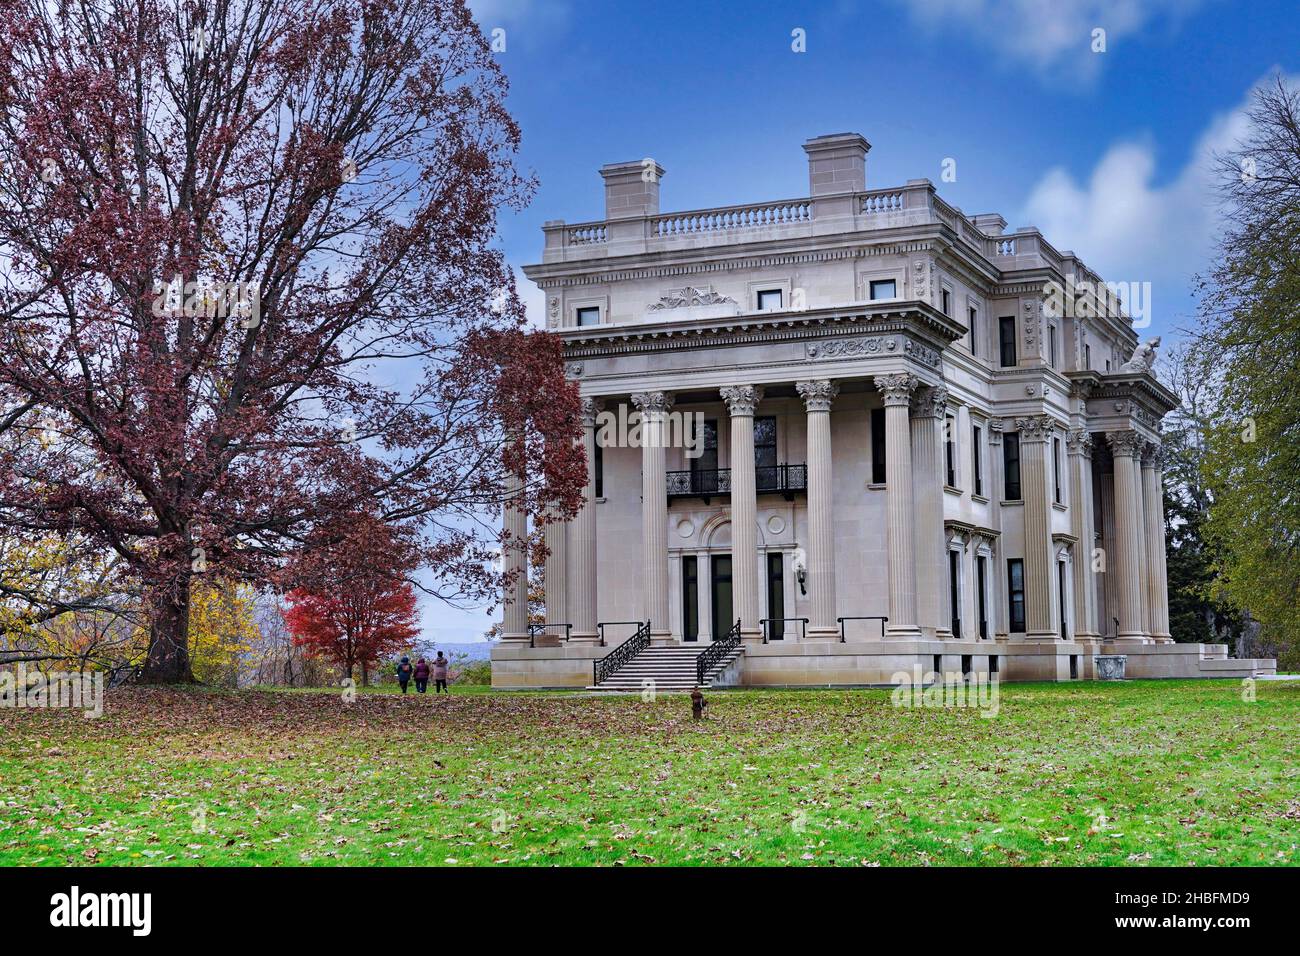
(494, 133), (1276, 688)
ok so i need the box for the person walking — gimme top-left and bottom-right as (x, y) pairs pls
(433, 651), (450, 695)
(413, 657), (430, 694)
(396, 656), (413, 694)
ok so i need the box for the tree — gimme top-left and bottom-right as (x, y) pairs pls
(186, 578), (258, 686)
(1191, 74), (1300, 668)
(283, 515), (421, 680)
(0, 0), (584, 684)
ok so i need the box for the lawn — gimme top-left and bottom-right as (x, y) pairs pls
(1, 680), (1297, 866)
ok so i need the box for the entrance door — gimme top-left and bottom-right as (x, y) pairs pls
(682, 556), (699, 642)
(711, 554), (733, 641)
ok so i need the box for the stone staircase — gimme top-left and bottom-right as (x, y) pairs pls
(587, 643), (742, 692)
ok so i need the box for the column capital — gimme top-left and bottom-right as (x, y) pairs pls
(1106, 430), (1144, 459)
(1141, 438), (1164, 469)
(631, 390), (673, 415)
(873, 372), (919, 407)
(796, 379), (838, 412)
(579, 396), (603, 427)
(987, 418), (1005, 445)
(1065, 428), (1093, 456)
(1015, 414), (1056, 444)
(910, 384), (948, 419)
(720, 384), (764, 416)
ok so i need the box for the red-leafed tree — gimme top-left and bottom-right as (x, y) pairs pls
(0, 0), (584, 682)
(284, 514), (420, 680)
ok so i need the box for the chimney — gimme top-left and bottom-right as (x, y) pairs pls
(803, 133), (870, 197)
(600, 159), (665, 220)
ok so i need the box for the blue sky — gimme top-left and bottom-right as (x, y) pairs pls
(428, 0), (1300, 643)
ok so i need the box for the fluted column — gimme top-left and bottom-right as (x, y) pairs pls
(874, 374), (921, 639)
(566, 398), (600, 644)
(721, 385), (763, 643)
(1066, 429), (1100, 644)
(1142, 441), (1173, 643)
(911, 385), (949, 638)
(541, 511), (566, 646)
(987, 421), (1008, 638)
(797, 380), (839, 640)
(501, 462), (529, 643)
(632, 391), (673, 643)
(1017, 415), (1056, 642)
(1098, 456), (1119, 639)
(1107, 431), (1148, 643)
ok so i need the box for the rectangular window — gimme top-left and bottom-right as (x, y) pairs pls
(691, 419), (718, 493)
(766, 553), (785, 642)
(869, 279), (896, 301)
(945, 415), (957, 487)
(682, 556), (699, 642)
(1008, 559), (1025, 633)
(754, 415), (777, 491)
(1003, 432), (1021, 500)
(999, 316), (1017, 367)
(968, 306), (978, 356)
(941, 288), (951, 316)
(972, 424), (984, 497)
(871, 407), (886, 484)
(976, 555), (989, 639)
(1049, 325), (1058, 368)
(1085, 342), (1092, 369)
(575, 306), (600, 327)
(948, 550), (961, 639)
(1058, 560), (1069, 640)
(1053, 436), (1062, 504)
(594, 441), (604, 498)
(756, 289), (783, 311)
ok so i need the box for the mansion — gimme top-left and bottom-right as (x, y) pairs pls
(492, 133), (1276, 689)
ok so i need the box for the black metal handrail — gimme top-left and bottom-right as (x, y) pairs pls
(596, 620), (645, 648)
(837, 616), (889, 642)
(666, 463), (808, 499)
(696, 619), (741, 684)
(760, 617), (809, 643)
(593, 621), (651, 685)
(528, 623), (572, 647)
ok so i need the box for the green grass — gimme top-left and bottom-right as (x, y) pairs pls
(2, 680), (1297, 866)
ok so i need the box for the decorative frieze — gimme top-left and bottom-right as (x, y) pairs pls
(647, 287), (737, 311)
(806, 336), (892, 359)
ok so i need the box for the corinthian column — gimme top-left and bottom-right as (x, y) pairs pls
(566, 398), (601, 644)
(1142, 441), (1173, 643)
(1017, 415), (1056, 642)
(632, 391), (673, 643)
(911, 385), (949, 638)
(1066, 429), (1100, 644)
(721, 385), (763, 643)
(1107, 431), (1148, 643)
(501, 461), (529, 643)
(797, 380), (839, 640)
(874, 373), (921, 639)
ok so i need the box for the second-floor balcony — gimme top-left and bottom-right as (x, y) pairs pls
(666, 463), (808, 502)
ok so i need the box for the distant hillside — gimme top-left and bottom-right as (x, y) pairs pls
(433, 642), (494, 662)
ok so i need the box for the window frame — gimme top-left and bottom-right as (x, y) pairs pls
(999, 315), (1017, 367)
(575, 305), (601, 327)
(869, 278), (898, 301)
(756, 288), (783, 312)
(870, 407), (887, 484)
(1003, 432), (1021, 500)
(1008, 558), (1026, 633)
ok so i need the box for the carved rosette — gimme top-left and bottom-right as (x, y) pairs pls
(873, 372), (918, 407)
(1015, 414), (1056, 444)
(720, 384), (764, 416)
(796, 379), (839, 413)
(911, 385), (949, 420)
(1065, 428), (1093, 457)
(631, 390), (674, 417)
(1106, 430), (1144, 459)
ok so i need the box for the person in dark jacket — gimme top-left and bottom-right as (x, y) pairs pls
(413, 658), (430, 694)
(396, 656), (413, 694)
(432, 651), (450, 694)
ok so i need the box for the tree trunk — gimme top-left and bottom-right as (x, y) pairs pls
(140, 578), (196, 684)
(360, 660), (369, 686)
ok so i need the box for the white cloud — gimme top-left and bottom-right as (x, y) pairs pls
(894, 0), (1208, 81)
(1020, 77), (1263, 305)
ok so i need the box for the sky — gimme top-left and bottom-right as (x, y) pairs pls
(427, 0), (1300, 643)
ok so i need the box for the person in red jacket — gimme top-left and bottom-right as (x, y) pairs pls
(413, 657), (430, 694)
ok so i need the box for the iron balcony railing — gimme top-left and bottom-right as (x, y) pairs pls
(760, 617), (809, 643)
(697, 619), (742, 685)
(666, 463), (808, 500)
